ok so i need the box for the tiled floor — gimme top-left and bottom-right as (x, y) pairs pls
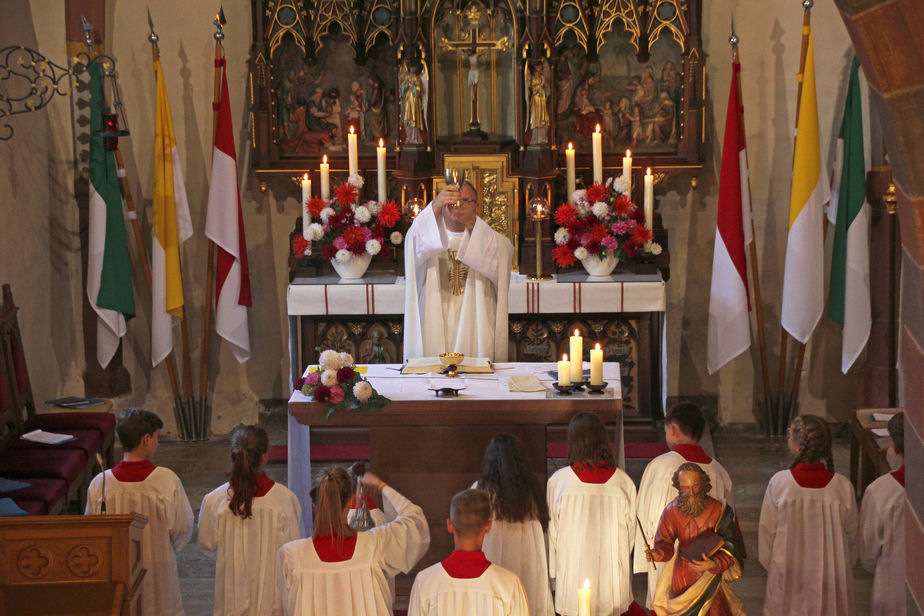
(158, 411), (873, 615)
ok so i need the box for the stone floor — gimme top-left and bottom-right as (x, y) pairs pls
(158, 411), (873, 615)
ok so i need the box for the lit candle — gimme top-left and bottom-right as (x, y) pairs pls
(622, 149), (632, 194)
(578, 579), (591, 616)
(347, 125), (359, 177)
(377, 138), (387, 204)
(558, 353), (571, 387)
(592, 125), (603, 184)
(590, 343), (603, 386)
(644, 167), (654, 228)
(570, 329), (583, 383)
(301, 173), (312, 240)
(566, 142), (576, 201)
(320, 155), (330, 201)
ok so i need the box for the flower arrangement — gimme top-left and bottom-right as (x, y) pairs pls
(296, 349), (391, 418)
(293, 175), (403, 263)
(552, 177), (662, 268)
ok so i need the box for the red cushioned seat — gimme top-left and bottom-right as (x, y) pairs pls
(12, 499), (46, 515)
(0, 449), (85, 484)
(0, 477), (66, 512)
(11, 429), (102, 461)
(26, 412), (115, 437)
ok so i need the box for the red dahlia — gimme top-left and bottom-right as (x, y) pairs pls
(553, 245), (577, 267)
(291, 235), (309, 256)
(585, 182), (608, 204)
(555, 203), (577, 226)
(307, 196), (327, 218)
(378, 201), (401, 227)
(334, 182), (358, 205)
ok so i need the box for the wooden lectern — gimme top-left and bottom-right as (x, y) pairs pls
(0, 513), (147, 616)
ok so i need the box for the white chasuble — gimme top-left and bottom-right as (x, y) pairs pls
(859, 471), (906, 616)
(408, 562), (530, 616)
(758, 471), (857, 616)
(197, 482), (303, 616)
(86, 468), (194, 616)
(404, 203), (513, 361)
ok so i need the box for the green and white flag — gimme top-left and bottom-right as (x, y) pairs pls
(87, 62), (134, 368)
(827, 57), (870, 374)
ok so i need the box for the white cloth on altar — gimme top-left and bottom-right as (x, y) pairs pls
(277, 485), (430, 616)
(408, 561), (530, 616)
(197, 481), (303, 616)
(547, 466), (636, 616)
(404, 202), (513, 361)
(758, 470), (857, 616)
(859, 472), (906, 616)
(632, 450), (734, 608)
(86, 467), (194, 616)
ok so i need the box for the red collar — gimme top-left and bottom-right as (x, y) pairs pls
(112, 460), (157, 482)
(348, 494), (377, 510)
(891, 465), (905, 487)
(673, 443), (712, 464)
(255, 473), (275, 497)
(313, 534), (358, 562)
(790, 463), (834, 488)
(441, 550), (491, 579)
(571, 462), (616, 484)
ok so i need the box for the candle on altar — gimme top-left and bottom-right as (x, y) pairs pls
(570, 329), (583, 383)
(347, 125), (359, 177)
(301, 173), (312, 240)
(590, 343), (603, 386)
(565, 142), (576, 200)
(592, 125), (603, 184)
(644, 167), (654, 228)
(578, 579), (591, 616)
(376, 138), (387, 204)
(320, 155), (330, 201)
(558, 354), (571, 387)
(622, 149), (632, 194)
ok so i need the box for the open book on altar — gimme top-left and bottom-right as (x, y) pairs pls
(401, 356), (493, 375)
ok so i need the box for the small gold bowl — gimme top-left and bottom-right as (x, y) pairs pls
(439, 353), (465, 378)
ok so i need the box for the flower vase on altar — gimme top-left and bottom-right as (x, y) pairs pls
(580, 253), (619, 277)
(331, 252), (372, 279)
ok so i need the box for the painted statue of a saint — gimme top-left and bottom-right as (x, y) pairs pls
(526, 61), (550, 144)
(400, 62), (427, 145)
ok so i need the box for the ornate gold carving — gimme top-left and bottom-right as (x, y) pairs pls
(348, 322), (365, 336)
(364, 0), (396, 52)
(310, 0), (358, 50)
(589, 319), (607, 336)
(553, 0), (589, 51)
(18, 546), (52, 579)
(265, 0), (309, 58)
(67, 544), (101, 577)
(510, 320), (524, 335)
(447, 250), (470, 295)
(596, 0), (641, 52)
(389, 322), (403, 335)
(648, 0), (688, 51)
(549, 321), (565, 335)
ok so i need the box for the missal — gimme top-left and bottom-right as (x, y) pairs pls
(401, 356), (493, 375)
(679, 530), (724, 563)
(21, 429), (77, 445)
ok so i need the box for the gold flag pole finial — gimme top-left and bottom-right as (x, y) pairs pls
(214, 7), (227, 43)
(147, 9), (159, 48)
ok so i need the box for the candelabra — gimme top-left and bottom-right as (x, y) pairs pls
(527, 196), (552, 281)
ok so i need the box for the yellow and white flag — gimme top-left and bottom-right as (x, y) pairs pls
(781, 30), (829, 343)
(151, 57), (193, 366)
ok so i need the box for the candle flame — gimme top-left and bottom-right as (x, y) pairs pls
(646, 167), (652, 175)
(626, 149), (631, 157)
(595, 343), (601, 350)
(349, 125), (355, 135)
(303, 173), (308, 181)
(379, 138), (384, 147)
(562, 354), (568, 362)
(567, 142), (573, 151)
(584, 579), (590, 590)
(574, 329), (580, 337)
(594, 124), (601, 133)
(322, 154), (328, 164)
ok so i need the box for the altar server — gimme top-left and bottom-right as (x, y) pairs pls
(408, 488), (529, 616)
(278, 467), (429, 616)
(547, 412), (636, 616)
(475, 434), (554, 616)
(860, 412), (906, 616)
(759, 414), (858, 616)
(86, 408), (194, 616)
(634, 402), (734, 608)
(404, 182), (513, 361)
(198, 425), (303, 616)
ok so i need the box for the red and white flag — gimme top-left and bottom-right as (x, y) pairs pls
(206, 63), (251, 363)
(707, 59), (753, 374)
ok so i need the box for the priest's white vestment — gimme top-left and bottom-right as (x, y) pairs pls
(546, 466), (636, 616)
(197, 481), (303, 616)
(86, 467), (194, 616)
(632, 447), (734, 608)
(408, 561), (530, 616)
(859, 470), (906, 616)
(758, 470), (857, 616)
(277, 486), (430, 616)
(404, 203), (513, 361)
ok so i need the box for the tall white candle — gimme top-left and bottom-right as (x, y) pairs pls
(347, 125), (359, 177)
(590, 343), (603, 386)
(570, 329), (583, 383)
(301, 173), (312, 240)
(592, 125), (602, 184)
(644, 167), (654, 228)
(320, 155), (330, 201)
(578, 579), (591, 616)
(377, 138), (387, 204)
(558, 354), (571, 387)
(622, 149), (632, 194)
(565, 142), (576, 201)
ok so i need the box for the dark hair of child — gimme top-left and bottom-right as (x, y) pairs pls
(477, 433), (550, 531)
(228, 425), (269, 519)
(116, 408), (163, 452)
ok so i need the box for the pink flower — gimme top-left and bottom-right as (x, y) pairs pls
(328, 385), (345, 404)
(602, 236), (620, 251)
(306, 372), (320, 386)
(333, 236), (348, 250)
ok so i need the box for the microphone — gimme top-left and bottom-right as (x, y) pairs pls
(95, 453), (107, 514)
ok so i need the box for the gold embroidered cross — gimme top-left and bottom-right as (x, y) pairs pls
(447, 250), (469, 296)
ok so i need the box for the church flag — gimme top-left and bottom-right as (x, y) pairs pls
(151, 57), (194, 367)
(205, 63), (252, 363)
(707, 58), (753, 374)
(781, 30), (829, 344)
(87, 61), (135, 368)
(827, 57), (870, 373)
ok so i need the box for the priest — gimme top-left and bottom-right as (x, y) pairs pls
(404, 182), (513, 361)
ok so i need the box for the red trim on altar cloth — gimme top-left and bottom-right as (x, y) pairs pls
(620, 282), (625, 311)
(323, 285), (330, 315)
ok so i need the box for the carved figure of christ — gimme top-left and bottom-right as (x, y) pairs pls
(439, 21), (509, 133)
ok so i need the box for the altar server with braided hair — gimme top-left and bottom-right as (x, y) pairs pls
(198, 425), (303, 615)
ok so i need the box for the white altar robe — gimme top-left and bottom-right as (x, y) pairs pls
(482, 519), (554, 616)
(277, 486), (430, 616)
(408, 561), (530, 616)
(547, 466), (636, 616)
(197, 482), (304, 616)
(859, 471), (906, 616)
(632, 450), (733, 608)
(404, 203), (513, 361)
(758, 470), (857, 616)
(86, 467), (194, 616)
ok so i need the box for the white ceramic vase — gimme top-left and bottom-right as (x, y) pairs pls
(330, 252), (372, 279)
(580, 253), (619, 277)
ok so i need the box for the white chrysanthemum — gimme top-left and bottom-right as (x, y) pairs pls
(591, 201), (610, 218)
(648, 241), (663, 255)
(320, 369), (338, 387)
(320, 207), (336, 224)
(348, 174), (364, 188)
(354, 205), (371, 223)
(367, 200), (382, 215)
(571, 189), (587, 204)
(554, 228), (570, 245)
(339, 352), (354, 366)
(605, 176), (614, 188)
(319, 349), (343, 371)
(612, 175), (630, 195)
(353, 380), (373, 402)
(574, 246), (589, 260)
(365, 239), (382, 255)
(334, 249), (352, 263)
(390, 231), (404, 245)
(306, 223), (324, 241)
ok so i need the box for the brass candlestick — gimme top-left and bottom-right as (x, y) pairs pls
(527, 197), (552, 281)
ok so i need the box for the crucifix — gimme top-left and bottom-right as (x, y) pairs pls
(439, 2), (510, 138)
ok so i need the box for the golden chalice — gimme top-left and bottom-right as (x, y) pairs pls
(439, 352), (465, 378)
